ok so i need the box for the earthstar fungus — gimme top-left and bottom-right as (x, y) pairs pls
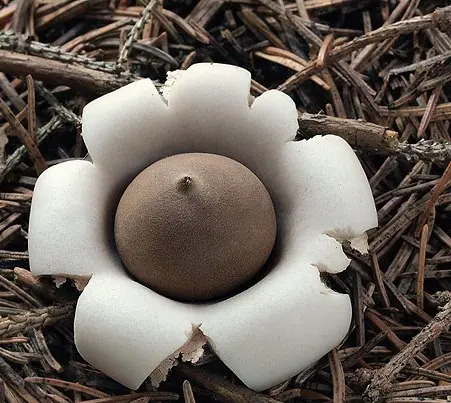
(29, 63), (378, 391)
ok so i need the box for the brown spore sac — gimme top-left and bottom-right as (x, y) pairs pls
(114, 152), (277, 302)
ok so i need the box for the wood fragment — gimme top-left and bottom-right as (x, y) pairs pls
(32, 329), (63, 373)
(0, 304), (72, 339)
(317, 34), (334, 69)
(0, 97), (46, 175)
(25, 75), (37, 144)
(277, 9), (448, 92)
(0, 116), (63, 184)
(343, 331), (388, 370)
(415, 161), (451, 235)
(371, 254), (391, 310)
(328, 348), (345, 403)
(175, 365), (281, 403)
(0, 50), (134, 94)
(364, 300), (451, 401)
(62, 19), (131, 52)
(416, 225), (428, 310)
(36, 0), (108, 29)
(417, 86), (442, 139)
(25, 377), (109, 398)
(81, 392), (179, 402)
(255, 47), (330, 90)
(117, 0), (159, 69)
(0, 73), (26, 111)
(298, 113), (399, 152)
(384, 385), (451, 399)
(182, 380), (196, 403)
(365, 310), (407, 353)
(352, 271), (365, 346)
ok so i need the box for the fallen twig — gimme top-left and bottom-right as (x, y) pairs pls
(117, 0), (160, 69)
(0, 97), (47, 175)
(0, 116), (64, 184)
(278, 7), (451, 92)
(0, 50), (134, 94)
(364, 300), (451, 402)
(175, 365), (282, 403)
(0, 305), (73, 338)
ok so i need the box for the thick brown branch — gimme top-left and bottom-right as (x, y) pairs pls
(298, 113), (451, 163)
(0, 50), (133, 94)
(298, 113), (399, 153)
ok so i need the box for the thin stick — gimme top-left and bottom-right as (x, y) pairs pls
(117, 0), (159, 69)
(277, 8), (449, 92)
(417, 86), (441, 139)
(182, 380), (196, 403)
(415, 161), (451, 235)
(0, 116), (62, 184)
(0, 305), (73, 338)
(0, 272), (42, 307)
(25, 377), (109, 398)
(329, 348), (346, 403)
(364, 300), (451, 402)
(343, 331), (388, 370)
(296, 0), (309, 20)
(0, 32), (117, 73)
(81, 392), (179, 402)
(371, 254), (391, 310)
(25, 75), (37, 143)
(175, 365), (281, 403)
(0, 97), (47, 175)
(416, 225), (428, 310)
(33, 329), (63, 373)
(396, 140), (451, 164)
(62, 19), (131, 52)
